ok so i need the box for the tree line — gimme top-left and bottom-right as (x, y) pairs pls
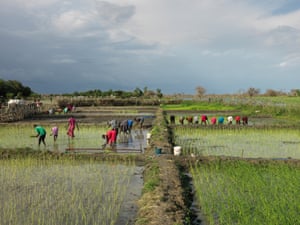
(0, 79), (34, 100)
(60, 87), (163, 99)
(0, 79), (164, 101)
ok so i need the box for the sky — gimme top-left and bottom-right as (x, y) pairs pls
(1, 0), (300, 95)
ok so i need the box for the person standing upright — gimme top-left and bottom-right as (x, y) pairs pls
(67, 115), (79, 138)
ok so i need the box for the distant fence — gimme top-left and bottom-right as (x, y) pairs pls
(0, 103), (39, 122)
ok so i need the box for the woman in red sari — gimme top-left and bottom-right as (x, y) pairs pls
(67, 115), (79, 138)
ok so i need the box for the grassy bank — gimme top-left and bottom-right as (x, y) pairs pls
(136, 108), (191, 225)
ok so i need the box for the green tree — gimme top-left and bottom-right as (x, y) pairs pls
(156, 88), (163, 98)
(0, 79), (33, 99)
(133, 88), (143, 97)
(247, 87), (260, 97)
(195, 86), (206, 98)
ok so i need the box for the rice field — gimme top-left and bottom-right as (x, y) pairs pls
(190, 160), (300, 225)
(174, 126), (300, 159)
(0, 124), (147, 153)
(0, 157), (142, 225)
(0, 123), (146, 225)
(173, 125), (300, 224)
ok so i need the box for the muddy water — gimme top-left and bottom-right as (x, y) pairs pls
(115, 129), (149, 153)
(115, 166), (144, 225)
(50, 129), (150, 154)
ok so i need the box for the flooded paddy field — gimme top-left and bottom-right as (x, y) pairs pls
(0, 106), (156, 225)
(0, 123), (149, 154)
(0, 106), (155, 153)
(173, 126), (300, 159)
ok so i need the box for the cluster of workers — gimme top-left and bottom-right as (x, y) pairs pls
(103, 117), (144, 148)
(33, 116), (145, 149)
(33, 115), (79, 147)
(170, 115), (248, 125)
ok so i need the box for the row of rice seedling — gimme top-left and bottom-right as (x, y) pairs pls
(0, 157), (138, 225)
(0, 124), (107, 151)
(173, 126), (300, 159)
(190, 160), (300, 225)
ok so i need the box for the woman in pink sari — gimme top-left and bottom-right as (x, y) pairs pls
(67, 115), (79, 138)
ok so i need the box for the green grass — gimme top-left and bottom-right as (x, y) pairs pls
(161, 101), (236, 111)
(142, 159), (160, 193)
(190, 159), (300, 225)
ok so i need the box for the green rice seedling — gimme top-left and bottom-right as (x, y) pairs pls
(0, 157), (139, 225)
(190, 160), (300, 225)
(0, 124), (108, 150)
(174, 126), (300, 159)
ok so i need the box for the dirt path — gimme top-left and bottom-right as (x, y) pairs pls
(136, 155), (188, 225)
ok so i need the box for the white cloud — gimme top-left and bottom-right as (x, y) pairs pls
(51, 10), (96, 33)
(276, 53), (300, 68)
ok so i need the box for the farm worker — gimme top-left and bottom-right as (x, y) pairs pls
(50, 125), (58, 142)
(170, 115), (175, 124)
(120, 120), (129, 134)
(227, 116), (233, 125)
(67, 104), (72, 112)
(179, 116), (185, 125)
(127, 119), (134, 133)
(108, 119), (119, 136)
(201, 115), (208, 125)
(235, 116), (241, 125)
(108, 119), (118, 129)
(242, 116), (248, 125)
(106, 128), (117, 146)
(101, 134), (108, 149)
(193, 115), (199, 124)
(134, 117), (144, 129)
(63, 107), (68, 114)
(186, 116), (193, 124)
(67, 115), (79, 138)
(48, 108), (54, 115)
(218, 116), (224, 125)
(211, 117), (217, 125)
(33, 124), (46, 146)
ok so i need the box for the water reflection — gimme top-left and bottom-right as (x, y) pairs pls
(49, 129), (149, 153)
(117, 129), (147, 152)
